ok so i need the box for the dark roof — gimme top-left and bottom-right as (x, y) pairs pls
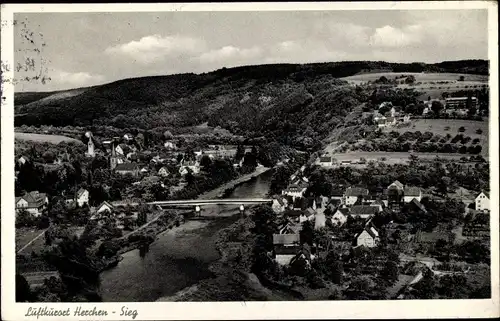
(114, 163), (140, 171)
(388, 180), (404, 190)
(16, 191), (47, 208)
(345, 187), (369, 197)
(357, 226), (379, 239)
(409, 199), (427, 213)
(335, 208), (350, 216)
(404, 186), (421, 197)
(350, 205), (380, 215)
(319, 156), (332, 163)
(285, 209), (303, 217)
(478, 191), (490, 199)
(331, 189), (344, 197)
(77, 188), (87, 198)
(273, 233), (300, 245)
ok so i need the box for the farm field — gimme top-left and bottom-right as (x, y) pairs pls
(342, 72), (488, 83)
(15, 132), (82, 144)
(325, 151), (487, 165)
(16, 228), (46, 253)
(387, 119), (489, 156)
(342, 72), (488, 100)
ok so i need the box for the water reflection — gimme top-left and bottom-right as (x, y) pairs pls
(99, 169), (272, 301)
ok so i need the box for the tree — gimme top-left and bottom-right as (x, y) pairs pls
(300, 220), (315, 246)
(235, 145), (245, 161)
(431, 101), (444, 115)
(199, 155), (212, 169)
(16, 274), (32, 302)
(381, 260), (399, 284)
(405, 75), (416, 85)
(458, 75), (465, 81)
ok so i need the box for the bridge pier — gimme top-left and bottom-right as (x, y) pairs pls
(239, 205), (245, 216)
(195, 205), (201, 217)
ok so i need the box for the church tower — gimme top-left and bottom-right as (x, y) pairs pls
(86, 131), (95, 157)
(110, 139), (118, 170)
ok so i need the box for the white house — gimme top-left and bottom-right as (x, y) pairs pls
(356, 226), (380, 248)
(96, 201), (114, 214)
(15, 191), (49, 217)
(403, 186), (422, 203)
(179, 160), (200, 176)
(475, 191), (490, 212)
(158, 167), (170, 177)
(318, 156), (333, 167)
(272, 197), (288, 214)
(343, 187), (369, 206)
(332, 208), (350, 226)
(75, 188), (89, 207)
(282, 182), (308, 201)
(115, 145), (125, 156)
(164, 141), (176, 150)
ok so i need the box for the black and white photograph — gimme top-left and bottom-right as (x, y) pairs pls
(1, 2), (498, 319)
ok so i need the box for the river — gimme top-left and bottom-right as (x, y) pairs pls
(98, 169), (273, 302)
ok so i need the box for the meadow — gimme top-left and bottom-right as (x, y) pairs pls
(15, 132), (83, 144)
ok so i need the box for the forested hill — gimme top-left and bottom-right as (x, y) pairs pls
(15, 59), (488, 147)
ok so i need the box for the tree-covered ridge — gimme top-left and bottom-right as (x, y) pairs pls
(15, 60), (488, 132)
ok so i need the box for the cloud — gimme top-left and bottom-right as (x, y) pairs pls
(314, 21), (372, 47)
(196, 45), (263, 65)
(369, 24), (424, 48)
(105, 34), (207, 64)
(50, 69), (105, 87)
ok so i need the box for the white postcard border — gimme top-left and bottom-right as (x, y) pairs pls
(1, 2), (498, 320)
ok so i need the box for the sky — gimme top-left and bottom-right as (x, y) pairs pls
(14, 9), (489, 92)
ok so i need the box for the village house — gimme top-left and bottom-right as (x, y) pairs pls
(282, 181), (308, 201)
(114, 163), (141, 176)
(299, 210), (315, 223)
(65, 188), (89, 207)
(343, 187), (369, 206)
(158, 166), (170, 177)
(349, 205), (380, 219)
(407, 198), (427, 214)
(403, 186), (422, 203)
(332, 207), (350, 226)
(272, 196), (289, 214)
(289, 244), (315, 274)
(123, 133), (134, 142)
(15, 191), (49, 217)
(95, 201), (114, 214)
(164, 141), (177, 150)
(475, 191), (490, 212)
(369, 200), (385, 212)
(356, 225), (380, 248)
(330, 189), (344, 202)
(179, 160), (200, 176)
(17, 155), (30, 166)
(273, 233), (301, 265)
(318, 156), (333, 167)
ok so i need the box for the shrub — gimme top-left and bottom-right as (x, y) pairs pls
(458, 126), (466, 132)
(444, 126), (450, 131)
(472, 138), (480, 144)
(476, 129), (483, 135)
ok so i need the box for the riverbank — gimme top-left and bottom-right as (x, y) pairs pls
(109, 167), (272, 260)
(156, 214), (297, 302)
(98, 167), (274, 301)
(198, 166), (271, 199)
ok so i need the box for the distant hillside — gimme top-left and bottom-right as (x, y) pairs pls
(14, 60), (488, 148)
